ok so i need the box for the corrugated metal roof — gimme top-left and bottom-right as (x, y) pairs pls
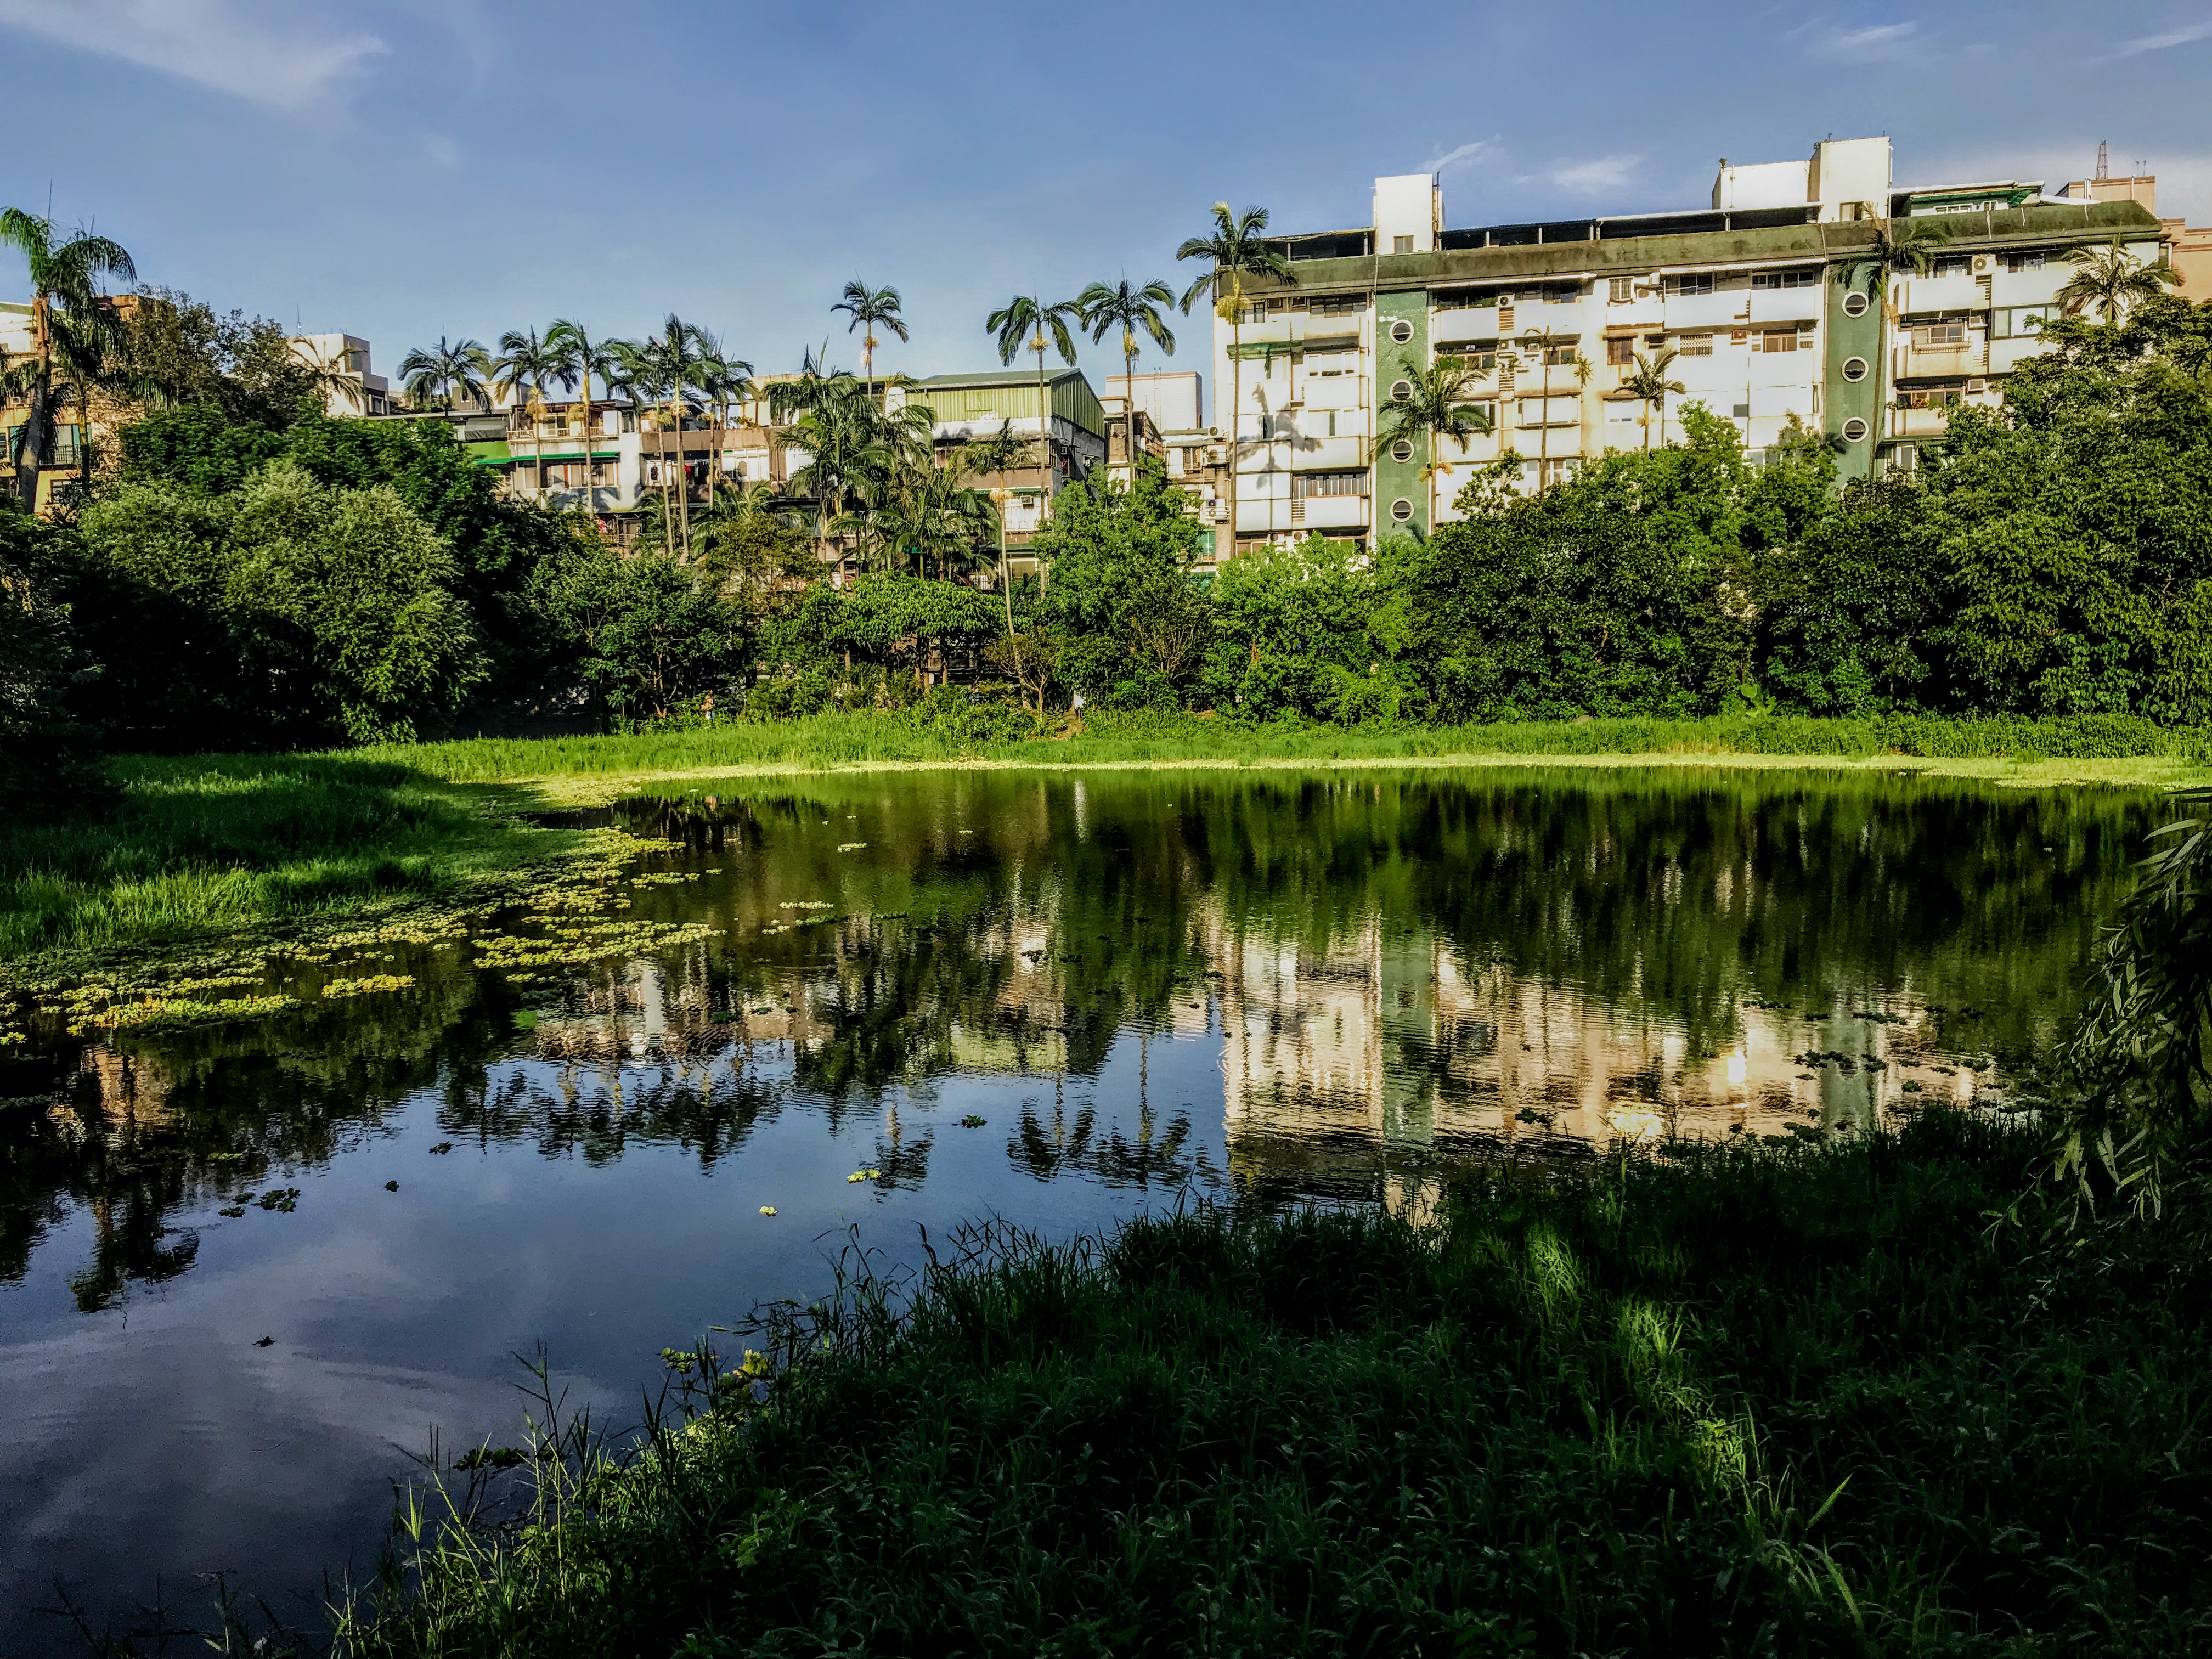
(912, 368), (1088, 388)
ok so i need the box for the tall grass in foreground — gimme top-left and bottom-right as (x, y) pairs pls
(387, 710), (2212, 783)
(0, 754), (555, 960)
(340, 1112), (2212, 1657)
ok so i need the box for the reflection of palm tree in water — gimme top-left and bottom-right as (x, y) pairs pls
(1009, 1097), (1203, 1188)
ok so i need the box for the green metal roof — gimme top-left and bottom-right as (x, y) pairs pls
(908, 368), (1105, 438)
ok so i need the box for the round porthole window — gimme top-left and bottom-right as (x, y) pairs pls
(1841, 417), (1870, 443)
(1842, 291), (1871, 318)
(1390, 438), (1414, 462)
(1842, 356), (1869, 382)
(1390, 498), (1415, 522)
(1389, 318), (1414, 343)
(1390, 379), (1413, 401)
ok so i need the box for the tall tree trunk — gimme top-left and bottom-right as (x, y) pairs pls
(1228, 303), (1240, 561)
(13, 298), (55, 511)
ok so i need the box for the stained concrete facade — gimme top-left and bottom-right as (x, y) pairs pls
(1209, 136), (2176, 548)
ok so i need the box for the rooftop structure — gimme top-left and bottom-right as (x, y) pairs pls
(1208, 136), (2185, 551)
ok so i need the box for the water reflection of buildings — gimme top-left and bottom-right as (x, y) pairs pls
(1207, 910), (1987, 1210)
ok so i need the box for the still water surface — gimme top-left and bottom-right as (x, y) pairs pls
(0, 768), (2156, 1649)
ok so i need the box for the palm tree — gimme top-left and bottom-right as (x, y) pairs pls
(692, 332), (757, 512)
(629, 314), (709, 558)
(0, 208), (135, 510)
(1077, 277), (1177, 464)
(1375, 359), (1494, 530)
(546, 319), (626, 490)
(1622, 347), (1685, 451)
(986, 294), (1083, 507)
(2058, 238), (2182, 324)
(492, 326), (574, 411)
(833, 280), (908, 383)
(1835, 214), (1955, 301)
(1519, 326), (1585, 482)
(1177, 204), (1291, 558)
(398, 336), (493, 411)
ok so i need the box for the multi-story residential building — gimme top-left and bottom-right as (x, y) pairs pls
(1108, 371), (1231, 562)
(1209, 136), (2185, 550)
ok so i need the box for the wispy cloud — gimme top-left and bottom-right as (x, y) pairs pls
(2110, 18), (2212, 57)
(1551, 154), (1640, 194)
(1425, 138), (1499, 175)
(0, 0), (386, 112)
(1801, 20), (1921, 63)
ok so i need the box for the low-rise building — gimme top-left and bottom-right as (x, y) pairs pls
(1209, 136), (2186, 551)
(287, 332), (394, 416)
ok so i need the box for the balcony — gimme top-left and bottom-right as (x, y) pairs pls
(1285, 493), (1369, 531)
(1658, 290), (1752, 330)
(1745, 287), (1821, 325)
(1887, 405), (1956, 440)
(1290, 434), (1369, 470)
(1899, 342), (1983, 379)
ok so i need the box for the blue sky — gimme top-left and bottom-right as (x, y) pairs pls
(5, 0), (2211, 405)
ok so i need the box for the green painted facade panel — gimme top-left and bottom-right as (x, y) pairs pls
(1373, 290), (1429, 537)
(1826, 273), (1884, 476)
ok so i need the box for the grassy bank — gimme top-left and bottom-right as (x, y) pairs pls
(0, 753), (565, 962)
(5, 713), (2205, 964)
(386, 710), (2212, 798)
(340, 1110), (2212, 1657)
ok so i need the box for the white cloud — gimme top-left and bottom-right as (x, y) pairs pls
(1551, 154), (1640, 195)
(2110, 19), (2212, 57)
(1425, 138), (1499, 175)
(0, 0), (386, 112)
(422, 132), (462, 170)
(1802, 20), (1921, 63)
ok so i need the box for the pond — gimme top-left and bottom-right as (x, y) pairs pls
(0, 766), (2158, 1647)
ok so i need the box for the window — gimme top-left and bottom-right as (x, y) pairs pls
(1841, 417), (1869, 442)
(1994, 304), (2053, 337)
(1437, 346), (1497, 373)
(1544, 284), (1579, 303)
(1841, 356), (1869, 382)
(1393, 235), (1414, 255)
(1389, 497), (1414, 521)
(2005, 251), (2046, 274)
(1389, 379), (1413, 400)
(1310, 294), (1365, 315)
(1389, 438), (1414, 461)
(1929, 255), (1971, 277)
(1899, 385), (1966, 409)
(1608, 276), (1636, 303)
(1841, 291), (1871, 318)
(1293, 469), (1367, 498)
(1671, 272), (1716, 296)
(1759, 330), (1799, 353)
(1915, 322), (1968, 347)
(1751, 268), (1818, 289)
(1677, 333), (1714, 357)
(1606, 336), (1635, 365)
(1388, 318), (1414, 343)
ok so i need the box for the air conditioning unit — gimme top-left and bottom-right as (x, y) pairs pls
(1971, 254), (1993, 274)
(1207, 501), (1229, 522)
(1966, 377), (1987, 394)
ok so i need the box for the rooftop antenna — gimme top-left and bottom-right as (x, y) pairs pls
(2096, 140), (2109, 181)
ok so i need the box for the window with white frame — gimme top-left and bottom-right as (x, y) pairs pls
(1670, 272), (1717, 296)
(1750, 268), (1818, 289)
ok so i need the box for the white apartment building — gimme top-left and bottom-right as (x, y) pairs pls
(1209, 136), (2178, 549)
